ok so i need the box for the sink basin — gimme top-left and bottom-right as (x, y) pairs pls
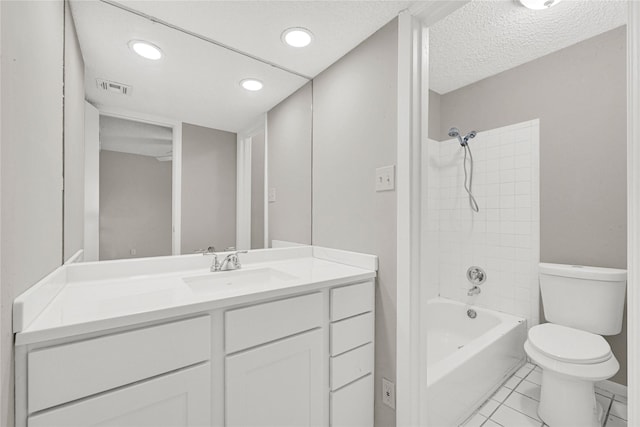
(183, 268), (298, 293)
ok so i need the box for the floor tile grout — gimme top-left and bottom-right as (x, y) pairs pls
(477, 365), (532, 426)
(462, 363), (628, 427)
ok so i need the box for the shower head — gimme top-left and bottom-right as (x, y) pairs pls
(449, 127), (478, 146)
(448, 127), (467, 146)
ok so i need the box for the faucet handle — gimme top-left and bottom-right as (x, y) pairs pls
(195, 246), (217, 255)
(466, 266), (486, 286)
(232, 250), (248, 268)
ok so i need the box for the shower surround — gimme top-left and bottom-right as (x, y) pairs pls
(422, 119), (540, 327)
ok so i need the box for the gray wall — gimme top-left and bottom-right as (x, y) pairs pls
(251, 131), (265, 249)
(181, 123), (237, 254)
(63, 1), (85, 262)
(312, 19), (398, 427)
(267, 82), (312, 246)
(0, 2), (64, 424)
(435, 27), (628, 384)
(99, 151), (172, 260)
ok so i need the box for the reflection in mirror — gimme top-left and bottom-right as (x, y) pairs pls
(251, 130), (265, 250)
(66, 0), (311, 261)
(99, 116), (173, 260)
(181, 123), (237, 255)
(422, 1), (627, 425)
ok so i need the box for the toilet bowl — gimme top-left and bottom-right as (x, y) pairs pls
(528, 263), (626, 427)
(524, 324), (619, 427)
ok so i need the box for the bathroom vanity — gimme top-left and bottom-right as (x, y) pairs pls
(13, 246), (377, 427)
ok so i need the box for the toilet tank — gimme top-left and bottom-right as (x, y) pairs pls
(539, 263), (627, 335)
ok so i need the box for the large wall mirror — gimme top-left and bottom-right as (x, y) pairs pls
(65, 0), (312, 261)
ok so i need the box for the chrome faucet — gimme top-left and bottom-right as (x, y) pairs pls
(217, 250), (248, 272)
(198, 248), (248, 272)
(467, 285), (481, 296)
(195, 247), (220, 272)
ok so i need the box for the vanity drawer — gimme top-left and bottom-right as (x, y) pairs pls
(330, 374), (374, 427)
(331, 281), (374, 321)
(225, 292), (322, 354)
(28, 316), (210, 413)
(330, 312), (374, 356)
(331, 343), (373, 390)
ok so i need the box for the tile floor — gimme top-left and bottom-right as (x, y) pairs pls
(461, 363), (628, 427)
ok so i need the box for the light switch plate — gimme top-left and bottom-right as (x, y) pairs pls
(376, 165), (395, 192)
(268, 188), (276, 202)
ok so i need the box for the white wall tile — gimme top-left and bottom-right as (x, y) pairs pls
(421, 120), (540, 323)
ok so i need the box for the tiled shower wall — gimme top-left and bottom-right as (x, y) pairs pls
(422, 120), (540, 326)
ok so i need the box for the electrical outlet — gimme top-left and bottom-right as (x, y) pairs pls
(382, 378), (395, 409)
(130, 249), (136, 256)
(268, 187), (277, 203)
(375, 165), (395, 192)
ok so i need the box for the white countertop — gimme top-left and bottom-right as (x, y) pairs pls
(14, 246), (377, 345)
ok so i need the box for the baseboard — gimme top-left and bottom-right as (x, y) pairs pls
(596, 379), (628, 398)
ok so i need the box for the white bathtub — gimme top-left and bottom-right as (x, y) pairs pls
(426, 298), (527, 426)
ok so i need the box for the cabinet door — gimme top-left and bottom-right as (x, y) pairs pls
(226, 329), (323, 427)
(28, 363), (211, 427)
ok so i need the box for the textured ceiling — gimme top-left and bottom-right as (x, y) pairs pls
(429, 0), (628, 94)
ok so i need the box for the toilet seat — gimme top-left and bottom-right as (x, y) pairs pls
(528, 323), (612, 364)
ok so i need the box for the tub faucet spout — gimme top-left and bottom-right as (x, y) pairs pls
(467, 286), (481, 296)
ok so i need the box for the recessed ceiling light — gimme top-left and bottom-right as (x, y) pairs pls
(240, 79), (263, 91)
(129, 40), (163, 60)
(518, 0), (563, 10)
(282, 27), (313, 48)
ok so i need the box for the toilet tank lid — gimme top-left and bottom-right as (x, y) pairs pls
(539, 263), (627, 282)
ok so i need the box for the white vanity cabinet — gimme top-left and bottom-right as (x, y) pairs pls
(28, 363), (211, 427)
(224, 293), (324, 426)
(22, 316), (212, 427)
(226, 330), (323, 426)
(329, 282), (375, 427)
(16, 274), (376, 427)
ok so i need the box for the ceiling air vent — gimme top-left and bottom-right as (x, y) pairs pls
(96, 79), (132, 96)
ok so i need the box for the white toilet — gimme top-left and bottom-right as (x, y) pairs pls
(525, 263), (627, 427)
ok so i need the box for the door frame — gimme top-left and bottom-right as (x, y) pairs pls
(627, 2), (639, 424)
(398, 2), (640, 426)
(236, 115), (266, 250)
(92, 106), (183, 256)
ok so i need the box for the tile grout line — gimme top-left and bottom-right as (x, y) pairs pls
(467, 364), (628, 427)
(602, 396), (614, 427)
(478, 367), (532, 426)
(485, 366), (544, 427)
(501, 367), (546, 425)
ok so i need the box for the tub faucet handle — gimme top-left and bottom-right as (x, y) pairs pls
(466, 266), (486, 286)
